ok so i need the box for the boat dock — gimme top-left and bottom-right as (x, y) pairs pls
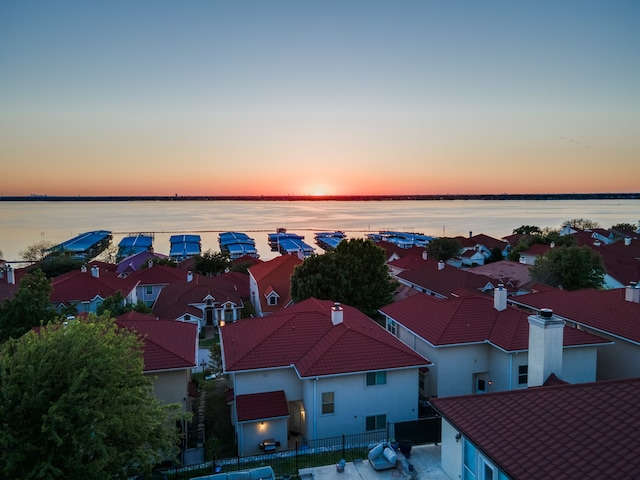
(169, 234), (202, 261)
(116, 234), (153, 261)
(315, 231), (346, 250)
(218, 232), (259, 259)
(49, 230), (112, 260)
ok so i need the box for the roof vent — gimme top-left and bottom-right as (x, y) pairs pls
(438, 260), (445, 270)
(540, 308), (553, 318)
(331, 302), (343, 326)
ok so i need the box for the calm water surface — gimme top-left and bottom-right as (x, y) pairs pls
(1, 200), (638, 262)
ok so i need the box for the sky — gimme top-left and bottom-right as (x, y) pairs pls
(1, 1), (639, 197)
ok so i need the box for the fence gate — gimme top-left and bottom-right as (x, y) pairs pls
(393, 416), (441, 445)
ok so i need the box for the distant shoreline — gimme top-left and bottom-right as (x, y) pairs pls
(1, 193), (639, 202)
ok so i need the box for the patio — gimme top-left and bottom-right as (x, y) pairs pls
(298, 444), (450, 480)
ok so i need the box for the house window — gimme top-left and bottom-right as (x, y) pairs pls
(518, 365), (528, 385)
(387, 319), (397, 336)
(365, 414), (386, 432)
(366, 371), (387, 386)
(321, 392), (334, 415)
(145, 285), (153, 296)
(267, 294), (278, 306)
(479, 455), (497, 480)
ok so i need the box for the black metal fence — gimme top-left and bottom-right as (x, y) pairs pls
(157, 416), (441, 480)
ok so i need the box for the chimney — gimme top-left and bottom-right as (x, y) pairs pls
(331, 302), (343, 326)
(422, 250), (428, 261)
(147, 259), (153, 269)
(625, 237), (631, 246)
(6, 265), (15, 285)
(527, 308), (564, 387)
(438, 260), (445, 270)
(494, 283), (507, 311)
(469, 231), (472, 238)
(81, 265), (87, 273)
(187, 271), (193, 282)
(297, 248), (305, 260)
(91, 265), (99, 278)
(550, 241), (555, 248)
(625, 282), (640, 303)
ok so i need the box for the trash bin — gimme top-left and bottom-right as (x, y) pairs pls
(336, 459), (346, 473)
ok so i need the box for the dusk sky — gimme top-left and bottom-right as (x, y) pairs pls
(1, 1), (639, 197)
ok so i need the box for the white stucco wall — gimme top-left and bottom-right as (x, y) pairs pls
(438, 344), (490, 397)
(238, 417), (288, 456)
(597, 339), (640, 380)
(302, 369), (420, 440)
(148, 369), (190, 410)
(233, 367), (302, 400)
(440, 419), (463, 480)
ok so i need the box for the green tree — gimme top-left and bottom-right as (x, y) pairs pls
(33, 252), (84, 278)
(290, 238), (396, 317)
(20, 240), (56, 262)
(96, 291), (151, 317)
(512, 225), (542, 235)
(530, 245), (605, 290)
(193, 250), (231, 276)
(0, 269), (56, 342)
(425, 237), (462, 262)
(562, 218), (600, 230)
(484, 246), (504, 265)
(0, 313), (185, 479)
(208, 341), (223, 375)
(611, 222), (638, 232)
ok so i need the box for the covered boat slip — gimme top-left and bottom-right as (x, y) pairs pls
(49, 230), (112, 259)
(169, 234), (202, 261)
(315, 231), (346, 250)
(219, 232), (259, 259)
(116, 234), (153, 260)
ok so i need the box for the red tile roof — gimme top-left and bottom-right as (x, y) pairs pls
(513, 287), (640, 344)
(380, 292), (607, 350)
(248, 255), (302, 315)
(431, 377), (640, 479)
(455, 233), (509, 251)
(127, 263), (186, 285)
(152, 273), (245, 319)
(235, 390), (289, 422)
(397, 260), (496, 298)
(51, 264), (138, 304)
(116, 312), (197, 372)
(470, 260), (534, 290)
(221, 298), (431, 377)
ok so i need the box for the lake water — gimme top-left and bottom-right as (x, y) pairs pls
(1, 199), (639, 262)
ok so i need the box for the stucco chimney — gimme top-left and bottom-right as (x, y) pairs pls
(297, 248), (305, 260)
(438, 260), (445, 270)
(331, 302), (343, 326)
(187, 271), (193, 282)
(527, 308), (564, 387)
(494, 283), (507, 311)
(422, 250), (428, 261)
(147, 259), (153, 269)
(625, 237), (631, 246)
(81, 265), (87, 273)
(91, 265), (99, 278)
(550, 241), (555, 248)
(6, 265), (15, 285)
(625, 282), (640, 303)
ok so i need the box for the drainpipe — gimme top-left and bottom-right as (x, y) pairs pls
(508, 354), (513, 391)
(313, 378), (318, 440)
